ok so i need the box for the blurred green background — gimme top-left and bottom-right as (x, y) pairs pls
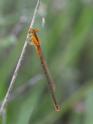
(0, 0), (93, 124)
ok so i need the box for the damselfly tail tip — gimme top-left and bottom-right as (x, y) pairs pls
(55, 105), (61, 112)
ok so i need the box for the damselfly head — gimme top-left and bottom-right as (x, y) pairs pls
(28, 28), (39, 34)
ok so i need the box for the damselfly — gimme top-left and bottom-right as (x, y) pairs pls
(27, 28), (61, 112)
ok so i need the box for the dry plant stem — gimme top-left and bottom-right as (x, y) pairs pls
(9, 74), (43, 101)
(0, 0), (40, 115)
(0, 74), (43, 106)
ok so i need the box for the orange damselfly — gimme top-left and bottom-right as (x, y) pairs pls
(27, 28), (61, 112)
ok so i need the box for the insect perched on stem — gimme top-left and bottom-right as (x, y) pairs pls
(27, 28), (61, 112)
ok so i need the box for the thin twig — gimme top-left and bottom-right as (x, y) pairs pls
(9, 74), (43, 101)
(0, 74), (43, 106)
(0, 0), (40, 114)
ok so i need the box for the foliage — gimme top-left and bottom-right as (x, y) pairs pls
(0, 0), (93, 124)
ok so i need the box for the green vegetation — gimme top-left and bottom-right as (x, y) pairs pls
(0, 0), (93, 123)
